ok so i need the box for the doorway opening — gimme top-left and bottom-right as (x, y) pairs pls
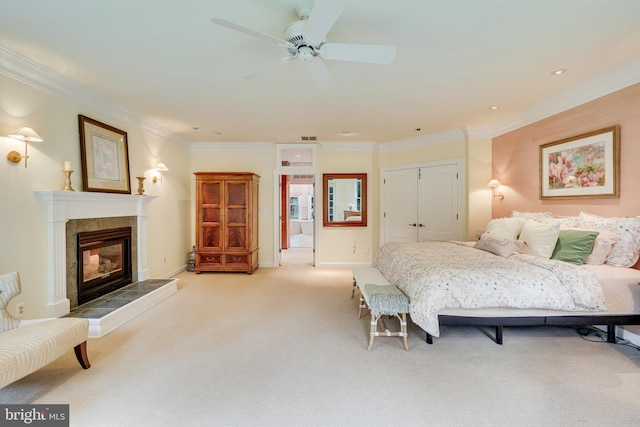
(280, 174), (314, 266)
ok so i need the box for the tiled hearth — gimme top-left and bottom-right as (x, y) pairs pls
(66, 278), (178, 338)
(36, 191), (178, 337)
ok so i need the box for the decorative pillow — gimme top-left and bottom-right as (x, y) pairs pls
(485, 217), (526, 240)
(551, 230), (599, 265)
(0, 272), (21, 333)
(578, 212), (640, 267)
(474, 233), (520, 257)
(517, 219), (561, 258)
(511, 211), (554, 222)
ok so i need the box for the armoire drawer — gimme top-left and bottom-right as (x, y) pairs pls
(198, 254), (222, 265)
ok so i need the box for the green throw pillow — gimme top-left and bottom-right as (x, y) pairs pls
(551, 230), (599, 265)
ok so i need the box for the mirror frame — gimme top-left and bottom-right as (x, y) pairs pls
(322, 173), (367, 227)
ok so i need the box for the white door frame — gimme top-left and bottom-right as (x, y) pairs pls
(380, 158), (464, 247)
(272, 168), (319, 267)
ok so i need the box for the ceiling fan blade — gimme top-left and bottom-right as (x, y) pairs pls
(243, 56), (295, 80)
(306, 57), (335, 91)
(212, 18), (294, 49)
(303, 0), (349, 45)
(319, 43), (397, 64)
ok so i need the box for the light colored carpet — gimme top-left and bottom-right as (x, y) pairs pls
(2, 265), (640, 426)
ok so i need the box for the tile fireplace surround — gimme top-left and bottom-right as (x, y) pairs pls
(35, 191), (157, 318)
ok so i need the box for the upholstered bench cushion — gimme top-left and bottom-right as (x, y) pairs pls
(0, 318), (89, 389)
(364, 284), (409, 316)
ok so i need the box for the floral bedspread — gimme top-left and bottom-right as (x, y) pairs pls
(373, 241), (606, 336)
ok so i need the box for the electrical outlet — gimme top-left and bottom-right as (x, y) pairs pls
(15, 302), (25, 317)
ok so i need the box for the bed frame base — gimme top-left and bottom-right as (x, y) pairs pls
(423, 314), (640, 345)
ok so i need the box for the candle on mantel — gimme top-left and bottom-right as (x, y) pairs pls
(64, 160), (72, 171)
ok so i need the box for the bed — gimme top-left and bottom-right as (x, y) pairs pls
(373, 211), (640, 344)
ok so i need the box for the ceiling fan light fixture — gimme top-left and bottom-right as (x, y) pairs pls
(297, 46), (315, 63)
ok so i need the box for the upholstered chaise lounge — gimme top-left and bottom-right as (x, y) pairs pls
(0, 272), (90, 389)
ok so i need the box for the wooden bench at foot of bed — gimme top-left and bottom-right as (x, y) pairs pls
(352, 267), (410, 351)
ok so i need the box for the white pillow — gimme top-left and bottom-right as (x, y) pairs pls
(582, 229), (621, 265)
(474, 233), (520, 257)
(485, 217), (526, 240)
(517, 219), (560, 258)
(578, 212), (640, 267)
(511, 210), (554, 222)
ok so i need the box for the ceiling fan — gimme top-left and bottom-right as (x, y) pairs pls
(211, 0), (396, 91)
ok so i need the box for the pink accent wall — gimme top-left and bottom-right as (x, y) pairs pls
(492, 82), (640, 219)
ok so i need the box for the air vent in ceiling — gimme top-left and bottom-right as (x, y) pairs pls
(300, 136), (317, 141)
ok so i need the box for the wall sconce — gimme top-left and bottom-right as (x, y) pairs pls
(6, 127), (43, 168)
(152, 162), (169, 183)
(487, 179), (504, 200)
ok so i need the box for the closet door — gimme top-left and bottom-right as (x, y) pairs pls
(418, 164), (460, 241)
(382, 162), (461, 244)
(383, 168), (419, 242)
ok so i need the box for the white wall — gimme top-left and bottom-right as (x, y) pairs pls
(0, 74), (191, 319)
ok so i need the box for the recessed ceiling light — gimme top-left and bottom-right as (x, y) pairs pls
(192, 126), (201, 131)
(551, 68), (567, 75)
(340, 131), (354, 136)
(489, 105), (500, 110)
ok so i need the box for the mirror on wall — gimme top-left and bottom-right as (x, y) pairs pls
(322, 173), (367, 227)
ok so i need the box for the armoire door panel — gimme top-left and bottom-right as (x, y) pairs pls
(202, 226), (222, 249)
(227, 182), (247, 206)
(201, 182), (221, 204)
(202, 207), (221, 223)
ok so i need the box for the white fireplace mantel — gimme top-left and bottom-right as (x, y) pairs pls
(35, 190), (156, 317)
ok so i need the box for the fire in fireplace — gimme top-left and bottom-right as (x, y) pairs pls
(77, 227), (132, 305)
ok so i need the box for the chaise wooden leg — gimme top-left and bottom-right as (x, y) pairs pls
(74, 341), (91, 369)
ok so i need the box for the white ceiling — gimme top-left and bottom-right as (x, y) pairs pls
(1, 0), (640, 144)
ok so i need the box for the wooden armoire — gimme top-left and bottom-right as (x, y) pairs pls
(194, 172), (259, 274)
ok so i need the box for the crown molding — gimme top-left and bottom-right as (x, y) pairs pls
(191, 142), (273, 152)
(462, 126), (493, 140)
(319, 141), (377, 152)
(492, 57), (640, 137)
(0, 44), (189, 147)
(378, 128), (465, 153)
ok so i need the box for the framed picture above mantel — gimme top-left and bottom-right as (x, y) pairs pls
(78, 115), (131, 194)
(539, 125), (620, 199)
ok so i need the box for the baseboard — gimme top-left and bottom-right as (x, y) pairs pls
(315, 262), (373, 268)
(88, 278), (178, 338)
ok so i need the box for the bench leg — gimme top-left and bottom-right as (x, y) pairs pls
(400, 313), (409, 351)
(358, 295), (367, 319)
(351, 276), (357, 298)
(74, 341), (91, 369)
(367, 314), (381, 351)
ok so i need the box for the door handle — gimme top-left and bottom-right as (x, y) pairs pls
(419, 224), (425, 227)
(409, 223), (417, 227)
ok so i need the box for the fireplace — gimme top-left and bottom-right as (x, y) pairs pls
(77, 227), (133, 305)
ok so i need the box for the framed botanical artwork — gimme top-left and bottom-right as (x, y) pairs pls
(78, 115), (131, 194)
(539, 125), (620, 199)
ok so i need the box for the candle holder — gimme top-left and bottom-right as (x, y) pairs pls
(62, 170), (75, 191)
(136, 176), (146, 195)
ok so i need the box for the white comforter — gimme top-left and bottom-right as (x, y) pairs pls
(373, 241), (606, 336)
